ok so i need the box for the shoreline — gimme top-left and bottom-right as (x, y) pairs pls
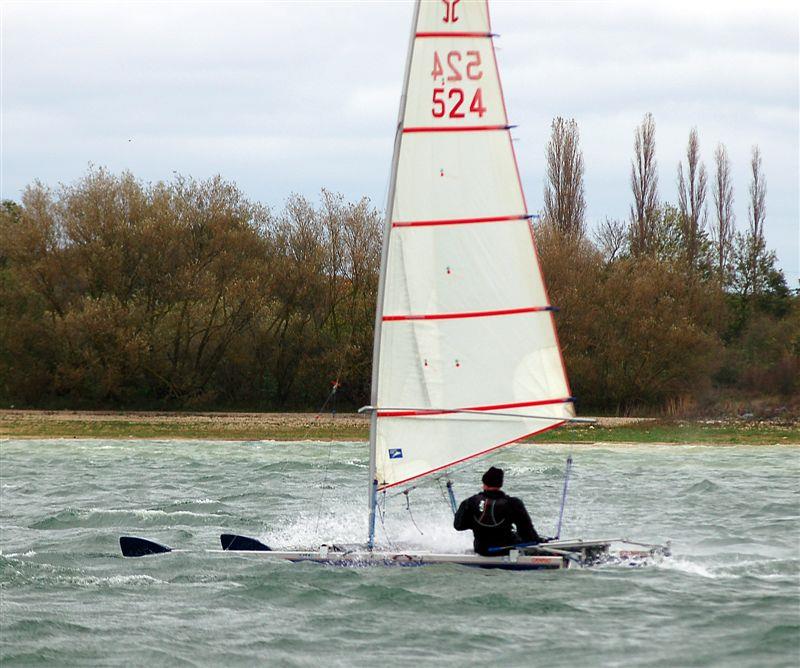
(2, 438), (798, 448)
(0, 410), (797, 445)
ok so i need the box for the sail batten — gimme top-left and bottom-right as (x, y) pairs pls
(415, 32), (494, 38)
(377, 397), (575, 418)
(383, 306), (554, 322)
(403, 125), (510, 133)
(393, 214), (531, 228)
(370, 0), (573, 492)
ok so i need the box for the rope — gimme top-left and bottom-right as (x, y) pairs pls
(404, 490), (424, 536)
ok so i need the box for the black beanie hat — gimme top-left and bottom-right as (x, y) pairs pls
(482, 466), (504, 488)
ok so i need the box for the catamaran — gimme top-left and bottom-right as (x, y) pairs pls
(120, 0), (668, 569)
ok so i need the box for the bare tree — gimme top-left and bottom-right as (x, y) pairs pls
(542, 117), (586, 238)
(629, 113), (659, 255)
(595, 217), (627, 263)
(677, 127), (708, 267)
(711, 143), (735, 282)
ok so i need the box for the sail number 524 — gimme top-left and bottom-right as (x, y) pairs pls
(432, 88), (486, 118)
(430, 49), (486, 119)
(431, 50), (483, 81)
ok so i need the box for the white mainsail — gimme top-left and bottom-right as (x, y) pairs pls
(370, 0), (574, 494)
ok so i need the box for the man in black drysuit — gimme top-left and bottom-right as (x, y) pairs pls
(453, 466), (543, 556)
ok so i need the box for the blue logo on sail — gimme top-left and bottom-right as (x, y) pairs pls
(388, 448), (404, 460)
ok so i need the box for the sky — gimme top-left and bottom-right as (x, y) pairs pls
(2, 0), (798, 285)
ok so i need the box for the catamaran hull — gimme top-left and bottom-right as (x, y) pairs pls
(117, 537), (568, 569)
(214, 547), (664, 569)
(218, 549), (568, 570)
(119, 535), (668, 568)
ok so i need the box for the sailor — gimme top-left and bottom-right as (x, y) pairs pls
(453, 466), (543, 556)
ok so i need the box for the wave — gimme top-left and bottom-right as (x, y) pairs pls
(0, 555), (166, 589)
(62, 574), (167, 587)
(681, 479), (720, 494)
(29, 506), (230, 530)
(0, 550), (37, 558)
(2, 618), (92, 636)
(654, 557), (726, 579)
(654, 553), (800, 581)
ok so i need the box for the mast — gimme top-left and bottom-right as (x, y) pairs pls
(367, 0), (421, 549)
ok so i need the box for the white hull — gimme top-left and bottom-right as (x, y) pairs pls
(214, 538), (665, 570)
(216, 548), (568, 570)
(120, 534), (668, 568)
(216, 538), (661, 570)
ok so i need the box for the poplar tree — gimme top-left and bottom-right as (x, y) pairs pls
(711, 143), (735, 283)
(629, 113), (659, 255)
(677, 127), (708, 268)
(747, 145), (768, 276)
(542, 117), (586, 238)
(734, 146), (770, 297)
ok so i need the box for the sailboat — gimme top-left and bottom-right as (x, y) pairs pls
(120, 0), (668, 569)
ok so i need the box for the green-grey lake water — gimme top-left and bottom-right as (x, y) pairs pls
(1, 439), (798, 666)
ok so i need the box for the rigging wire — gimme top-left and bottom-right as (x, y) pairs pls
(312, 377), (341, 538)
(376, 491), (397, 550)
(403, 490), (424, 536)
(436, 478), (450, 507)
(271, 376), (340, 481)
(555, 453), (574, 539)
(437, 477), (458, 514)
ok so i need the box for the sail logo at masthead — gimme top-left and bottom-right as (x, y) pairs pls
(442, 0), (460, 24)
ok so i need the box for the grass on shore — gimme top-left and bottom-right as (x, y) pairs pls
(532, 421), (799, 446)
(0, 413), (797, 445)
(0, 418), (367, 442)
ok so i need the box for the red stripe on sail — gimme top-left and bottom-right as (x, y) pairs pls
(392, 214), (528, 228)
(377, 397), (573, 418)
(382, 306), (549, 322)
(415, 32), (493, 38)
(403, 125), (508, 134)
(377, 421), (568, 491)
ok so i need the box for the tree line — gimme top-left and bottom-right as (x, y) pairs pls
(0, 115), (797, 414)
(0, 172), (379, 409)
(540, 115), (797, 413)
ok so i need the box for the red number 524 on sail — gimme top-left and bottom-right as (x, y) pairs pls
(431, 50), (483, 81)
(432, 87), (486, 119)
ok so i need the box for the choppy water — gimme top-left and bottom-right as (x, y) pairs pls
(1, 439), (798, 667)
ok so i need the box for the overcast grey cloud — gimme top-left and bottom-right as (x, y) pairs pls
(2, 0), (798, 284)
